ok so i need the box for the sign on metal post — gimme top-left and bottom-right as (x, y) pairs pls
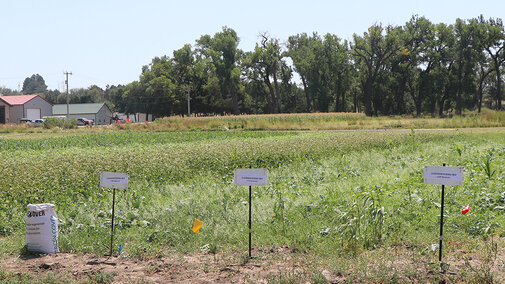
(424, 166), (463, 186)
(100, 172), (129, 256)
(234, 169), (268, 186)
(100, 172), (129, 189)
(424, 165), (463, 266)
(234, 169), (267, 259)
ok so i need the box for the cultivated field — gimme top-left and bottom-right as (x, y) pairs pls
(1, 128), (505, 283)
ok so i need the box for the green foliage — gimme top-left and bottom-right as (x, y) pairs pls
(452, 143), (463, 157)
(145, 110), (505, 131)
(0, 87), (21, 96)
(83, 271), (117, 284)
(2, 110), (505, 135)
(0, 268), (73, 283)
(42, 118), (77, 129)
(197, 26), (242, 115)
(337, 195), (385, 252)
(22, 74), (47, 94)
(481, 151), (497, 179)
(266, 271), (304, 284)
(352, 24), (400, 116)
(243, 34), (293, 114)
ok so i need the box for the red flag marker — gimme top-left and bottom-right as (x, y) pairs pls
(462, 204), (470, 215)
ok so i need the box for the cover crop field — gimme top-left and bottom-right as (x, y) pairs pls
(1, 129), (505, 283)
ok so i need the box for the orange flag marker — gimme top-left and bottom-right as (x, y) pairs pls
(192, 218), (204, 233)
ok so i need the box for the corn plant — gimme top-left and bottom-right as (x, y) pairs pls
(336, 195), (385, 253)
(481, 152), (496, 179)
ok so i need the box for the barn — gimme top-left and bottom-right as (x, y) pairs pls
(52, 103), (112, 125)
(0, 94), (53, 124)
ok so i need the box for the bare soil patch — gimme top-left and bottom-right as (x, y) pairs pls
(1, 244), (505, 283)
(1, 247), (328, 283)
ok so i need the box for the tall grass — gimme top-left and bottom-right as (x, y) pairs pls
(144, 109), (505, 131)
(3, 109), (505, 134)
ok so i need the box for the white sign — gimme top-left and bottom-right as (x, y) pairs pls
(424, 166), (463, 185)
(100, 172), (129, 189)
(234, 169), (267, 186)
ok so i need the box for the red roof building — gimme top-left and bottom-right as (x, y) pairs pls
(0, 95), (40, 106)
(0, 94), (53, 124)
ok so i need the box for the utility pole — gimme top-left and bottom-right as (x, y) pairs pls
(187, 89), (191, 117)
(64, 71), (72, 119)
(183, 86), (191, 117)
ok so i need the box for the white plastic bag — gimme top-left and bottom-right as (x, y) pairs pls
(25, 203), (59, 254)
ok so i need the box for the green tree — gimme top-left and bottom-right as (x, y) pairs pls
(352, 24), (400, 116)
(173, 45), (193, 114)
(59, 85), (106, 104)
(479, 16), (505, 110)
(0, 87), (21, 96)
(41, 89), (61, 104)
(105, 85), (127, 113)
(196, 27), (242, 115)
(243, 34), (290, 113)
(121, 56), (176, 119)
(286, 33), (316, 111)
(22, 74), (47, 94)
(321, 33), (352, 112)
(392, 15), (434, 115)
(286, 33), (352, 113)
(140, 56), (177, 117)
(430, 23), (457, 116)
(123, 81), (146, 116)
(446, 18), (481, 115)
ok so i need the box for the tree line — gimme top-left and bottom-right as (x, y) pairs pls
(3, 15), (505, 118)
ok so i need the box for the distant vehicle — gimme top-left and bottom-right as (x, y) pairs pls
(32, 119), (45, 126)
(77, 118), (94, 126)
(43, 116), (66, 119)
(20, 118), (32, 124)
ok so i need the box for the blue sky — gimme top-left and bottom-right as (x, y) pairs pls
(1, 0), (503, 91)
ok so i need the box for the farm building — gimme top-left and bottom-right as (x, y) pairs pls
(52, 103), (112, 125)
(0, 94), (53, 124)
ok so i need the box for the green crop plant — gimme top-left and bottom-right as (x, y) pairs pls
(481, 151), (497, 179)
(452, 143), (463, 157)
(336, 195), (385, 253)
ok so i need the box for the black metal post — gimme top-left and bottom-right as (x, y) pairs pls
(110, 187), (116, 256)
(249, 185), (252, 258)
(439, 163), (446, 262)
(439, 184), (445, 262)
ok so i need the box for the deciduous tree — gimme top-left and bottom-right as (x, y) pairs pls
(22, 74), (47, 94)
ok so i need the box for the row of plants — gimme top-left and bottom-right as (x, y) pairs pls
(2, 109), (505, 134)
(124, 109), (505, 131)
(0, 131), (291, 151)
